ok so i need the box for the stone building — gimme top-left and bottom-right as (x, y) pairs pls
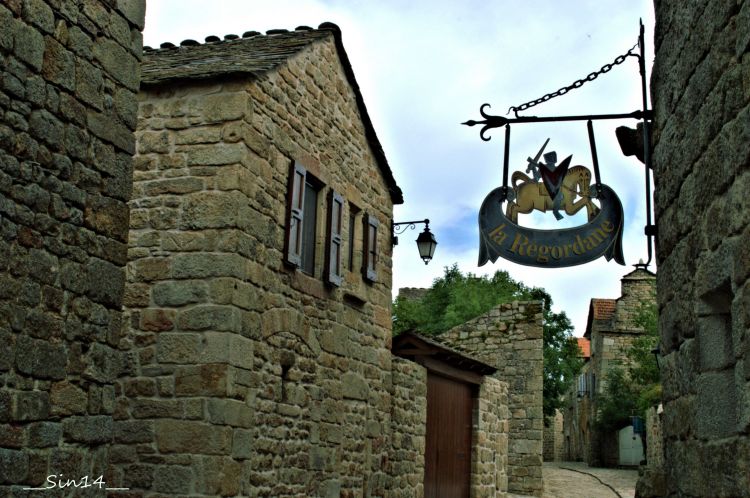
(643, 1), (750, 496)
(119, 23), (415, 497)
(562, 267), (656, 467)
(0, 0), (146, 490)
(395, 292), (545, 497)
(120, 22), (512, 497)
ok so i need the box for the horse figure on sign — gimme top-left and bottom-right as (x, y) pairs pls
(505, 145), (600, 224)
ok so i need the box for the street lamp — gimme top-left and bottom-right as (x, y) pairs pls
(392, 219), (438, 265)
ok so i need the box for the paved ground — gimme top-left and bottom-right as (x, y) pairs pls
(508, 461), (639, 498)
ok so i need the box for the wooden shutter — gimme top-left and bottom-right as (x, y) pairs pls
(326, 190), (344, 286)
(284, 161), (306, 267)
(362, 213), (379, 282)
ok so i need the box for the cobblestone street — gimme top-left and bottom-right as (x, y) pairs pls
(509, 462), (638, 498)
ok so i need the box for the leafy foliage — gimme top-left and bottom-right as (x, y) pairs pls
(594, 367), (638, 432)
(393, 264), (583, 422)
(595, 295), (660, 431)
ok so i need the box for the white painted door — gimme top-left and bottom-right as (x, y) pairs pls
(618, 425), (644, 466)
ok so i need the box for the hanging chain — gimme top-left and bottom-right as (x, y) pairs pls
(507, 42), (639, 116)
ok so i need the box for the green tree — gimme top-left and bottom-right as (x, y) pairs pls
(393, 264), (583, 422)
(595, 296), (660, 430)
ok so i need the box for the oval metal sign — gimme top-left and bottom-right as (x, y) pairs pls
(478, 183), (625, 268)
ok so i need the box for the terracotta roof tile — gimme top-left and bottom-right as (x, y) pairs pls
(584, 298), (616, 338)
(577, 337), (591, 358)
(592, 298), (616, 320)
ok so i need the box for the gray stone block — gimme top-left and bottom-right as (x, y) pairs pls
(27, 421), (62, 447)
(62, 415), (113, 444)
(696, 369), (738, 439)
(13, 20), (44, 70)
(116, 0), (146, 30)
(0, 448), (29, 484)
(14, 335), (67, 380)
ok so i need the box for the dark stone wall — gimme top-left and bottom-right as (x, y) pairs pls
(650, 1), (750, 496)
(0, 0), (144, 491)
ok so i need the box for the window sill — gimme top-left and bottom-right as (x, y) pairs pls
(289, 269), (329, 300)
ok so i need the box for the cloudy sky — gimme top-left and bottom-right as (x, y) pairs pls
(143, 0), (656, 337)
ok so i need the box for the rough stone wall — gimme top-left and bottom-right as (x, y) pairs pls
(543, 409), (564, 461)
(636, 405), (667, 498)
(648, 1), (750, 496)
(472, 376), (509, 498)
(562, 378), (593, 462)
(0, 0), (144, 492)
(645, 405), (664, 469)
(397, 287), (428, 302)
(595, 332), (640, 389)
(439, 301), (544, 497)
(389, 357), (426, 498)
(121, 37), (397, 496)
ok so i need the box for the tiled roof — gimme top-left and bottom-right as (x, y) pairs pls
(577, 337), (591, 358)
(141, 26), (331, 85)
(592, 298), (616, 320)
(584, 298), (616, 338)
(141, 23), (404, 205)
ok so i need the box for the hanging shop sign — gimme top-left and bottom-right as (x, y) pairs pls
(465, 20), (653, 269)
(477, 139), (625, 268)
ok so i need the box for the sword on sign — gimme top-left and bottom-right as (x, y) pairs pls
(525, 138), (550, 182)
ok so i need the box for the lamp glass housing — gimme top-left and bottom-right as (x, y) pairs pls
(416, 227), (437, 265)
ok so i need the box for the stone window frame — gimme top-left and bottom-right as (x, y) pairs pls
(362, 212), (379, 282)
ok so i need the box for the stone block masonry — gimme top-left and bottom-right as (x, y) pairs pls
(0, 0), (144, 493)
(439, 301), (544, 497)
(389, 357), (427, 498)
(643, 1), (750, 496)
(472, 377), (509, 498)
(121, 31), (402, 496)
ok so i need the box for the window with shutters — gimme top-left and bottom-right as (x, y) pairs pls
(326, 190), (344, 286)
(362, 213), (379, 282)
(285, 161), (322, 275)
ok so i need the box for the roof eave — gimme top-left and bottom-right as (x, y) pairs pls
(318, 23), (403, 205)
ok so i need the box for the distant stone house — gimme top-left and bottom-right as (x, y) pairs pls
(563, 267), (655, 467)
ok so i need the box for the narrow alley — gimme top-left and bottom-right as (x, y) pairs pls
(509, 462), (638, 498)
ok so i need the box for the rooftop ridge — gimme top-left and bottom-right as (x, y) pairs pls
(143, 23), (337, 53)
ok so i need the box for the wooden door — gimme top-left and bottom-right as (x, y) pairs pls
(424, 373), (474, 498)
